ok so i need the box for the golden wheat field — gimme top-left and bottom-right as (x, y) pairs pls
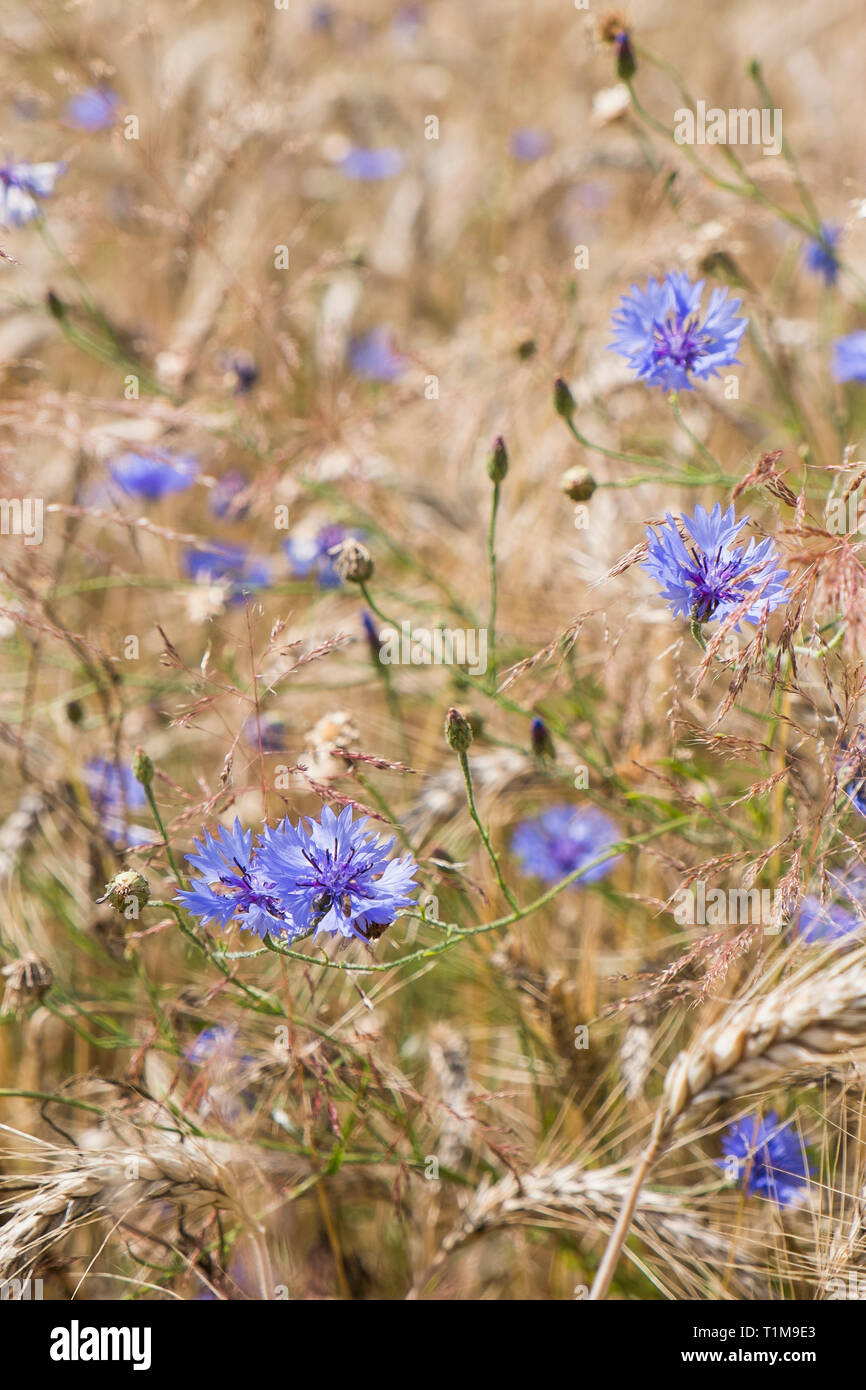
(3, 0), (866, 1323)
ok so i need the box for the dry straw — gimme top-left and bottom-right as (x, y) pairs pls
(591, 943), (866, 1298)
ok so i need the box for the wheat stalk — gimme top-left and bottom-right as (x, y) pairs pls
(591, 945), (866, 1299)
(411, 1160), (771, 1299)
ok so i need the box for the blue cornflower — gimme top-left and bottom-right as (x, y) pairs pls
(176, 819), (292, 940)
(64, 87), (119, 131)
(209, 469), (250, 520)
(183, 545), (270, 602)
(511, 805), (620, 886)
(804, 224), (842, 285)
(643, 503), (789, 627)
(339, 146), (405, 181)
(285, 524), (359, 588)
(85, 758), (153, 848)
(719, 1112), (812, 1206)
(609, 272), (747, 391)
(348, 328), (406, 382)
(109, 449), (198, 501)
(837, 733), (866, 817)
(258, 804), (419, 942)
(0, 158), (66, 228)
(832, 332), (866, 384)
(509, 128), (552, 162)
(242, 715), (286, 752)
(796, 894), (862, 944)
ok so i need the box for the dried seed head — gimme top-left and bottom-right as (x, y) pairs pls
(1, 953), (54, 1017)
(329, 538), (373, 584)
(100, 869), (151, 914)
(561, 466), (597, 502)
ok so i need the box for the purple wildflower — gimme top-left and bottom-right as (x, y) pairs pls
(509, 128), (552, 162)
(85, 758), (154, 848)
(719, 1112), (812, 1206)
(833, 332), (866, 384)
(642, 503), (789, 628)
(183, 545), (271, 602)
(258, 804), (418, 942)
(209, 470), (250, 520)
(339, 146), (405, 181)
(176, 819), (292, 940)
(109, 449), (198, 501)
(804, 224), (842, 286)
(285, 524), (359, 588)
(0, 159), (66, 228)
(241, 715), (287, 752)
(348, 327), (406, 382)
(64, 88), (119, 132)
(511, 805), (620, 886)
(609, 272), (747, 391)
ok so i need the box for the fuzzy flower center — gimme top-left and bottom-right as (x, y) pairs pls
(652, 313), (707, 374)
(682, 545), (747, 621)
(214, 860), (285, 921)
(297, 840), (376, 917)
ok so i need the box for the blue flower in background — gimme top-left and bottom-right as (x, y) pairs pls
(511, 805), (620, 886)
(285, 524), (358, 588)
(804, 224), (841, 285)
(85, 758), (153, 848)
(242, 715), (286, 752)
(719, 1112), (812, 1206)
(609, 272), (747, 390)
(833, 331), (866, 384)
(796, 891), (863, 944)
(349, 327), (406, 382)
(0, 159), (65, 228)
(643, 503), (788, 627)
(64, 87), (119, 131)
(259, 804), (419, 942)
(183, 545), (270, 602)
(509, 128), (552, 162)
(109, 449), (198, 501)
(339, 146), (405, 180)
(837, 733), (866, 817)
(209, 469), (250, 520)
(176, 819), (292, 940)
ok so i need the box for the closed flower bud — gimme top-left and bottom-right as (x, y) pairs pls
(561, 466), (597, 502)
(133, 746), (154, 787)
(444, 706), (474, 753)
(1, 953), (54, 1018)
(599, 12), (636, 81)
(487, 436), (508, 483)
(553, 376), (576, 420)
(531, 716), (556, 760)
(330, 537), (373, 583)
(99, 869), (151, 914)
